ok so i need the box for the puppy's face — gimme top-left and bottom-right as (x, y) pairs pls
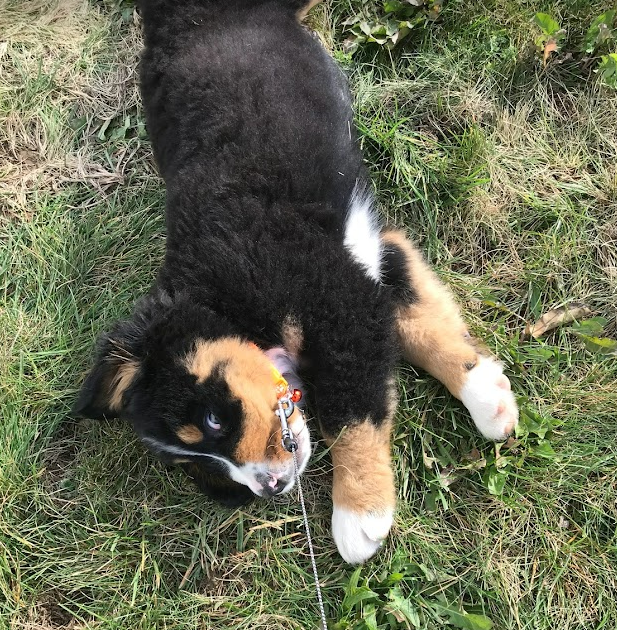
(75, 299), (310, 503)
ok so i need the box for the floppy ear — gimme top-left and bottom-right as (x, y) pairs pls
(73, 321), (144, 420)
(74, 290), (181, 419)
(74, 290), (186, 419)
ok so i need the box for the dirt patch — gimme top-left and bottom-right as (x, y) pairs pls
(13, 591), (82, 630)
(40, 420), (85, 493)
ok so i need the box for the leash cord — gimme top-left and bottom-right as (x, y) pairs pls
(276, 394), (327, 628)
(292, 448), (328, 630)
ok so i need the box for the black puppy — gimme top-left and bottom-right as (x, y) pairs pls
(75, 0), (518, 564)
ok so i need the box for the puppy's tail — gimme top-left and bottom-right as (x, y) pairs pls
(139, 0), (320, 38)
(138, 0), (319, 13)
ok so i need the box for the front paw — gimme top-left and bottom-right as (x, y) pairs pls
(332, 505), (394, 564)
(328, 419), (396, 563)
(460, 356), (518, 441)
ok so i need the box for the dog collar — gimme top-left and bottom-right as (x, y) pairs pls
(248, 342), (302, 403)
(269, 363), (303, 403)
(248, 342), (301, 452)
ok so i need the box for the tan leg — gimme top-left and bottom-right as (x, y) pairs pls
(328, 419), (396, 565)
(382, 229), (518, 440)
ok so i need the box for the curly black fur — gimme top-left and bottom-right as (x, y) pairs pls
(75, 0), (410, 504)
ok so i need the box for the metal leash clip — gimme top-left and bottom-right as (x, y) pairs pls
(276, 396), (298, 452)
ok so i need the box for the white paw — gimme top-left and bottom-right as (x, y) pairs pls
(460, 356), (518, 441)
(332, 505), (394, 564)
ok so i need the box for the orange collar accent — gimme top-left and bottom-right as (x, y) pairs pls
(270, 363), (290, 400)
(248, 342), (302, 402)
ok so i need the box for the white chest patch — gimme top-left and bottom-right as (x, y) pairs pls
(344, 184), (382, 282)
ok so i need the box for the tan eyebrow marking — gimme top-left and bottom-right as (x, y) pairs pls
(176, 424), (204, 444)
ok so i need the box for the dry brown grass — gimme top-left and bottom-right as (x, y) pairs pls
(0, 0), (148, 220)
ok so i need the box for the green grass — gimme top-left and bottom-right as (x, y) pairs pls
(1, 0), (616, 628)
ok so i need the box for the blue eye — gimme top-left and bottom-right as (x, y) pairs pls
(205, 411), (222, 431)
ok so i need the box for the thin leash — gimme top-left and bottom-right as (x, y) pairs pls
(291, 448), (328, 630)
(276, 395), (328, 630)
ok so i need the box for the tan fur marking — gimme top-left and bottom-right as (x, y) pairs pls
(385, 376), (399, 419)
(329, 420), (396, 513)
(108, 361), (139, 411)
(185, 338), (271, 384)
(382, 229), (483, 399)
(185, 338), (292, 465)
(176, 424), (204, 444)
(224, 348), (287, 464)
(297, 0), (322, 20)
(282, 315), (304, 357)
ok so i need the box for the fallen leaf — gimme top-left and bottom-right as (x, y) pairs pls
(423, 450), (437, 469)
(543, 38), (558, 65)
(465, 448), (482, 461)
(522, 302), (591, 340)
(439, 464), (458, 489)
(460, 448), (487, 471)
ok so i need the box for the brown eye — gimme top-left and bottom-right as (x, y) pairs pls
(205, 411), (222, 431)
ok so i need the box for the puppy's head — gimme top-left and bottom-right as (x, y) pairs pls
(74, 293), (310, 505)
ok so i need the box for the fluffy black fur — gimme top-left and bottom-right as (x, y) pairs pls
(75, 0), (410, 505)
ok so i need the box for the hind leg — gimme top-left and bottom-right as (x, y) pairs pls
(382, 229), (518, 440)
